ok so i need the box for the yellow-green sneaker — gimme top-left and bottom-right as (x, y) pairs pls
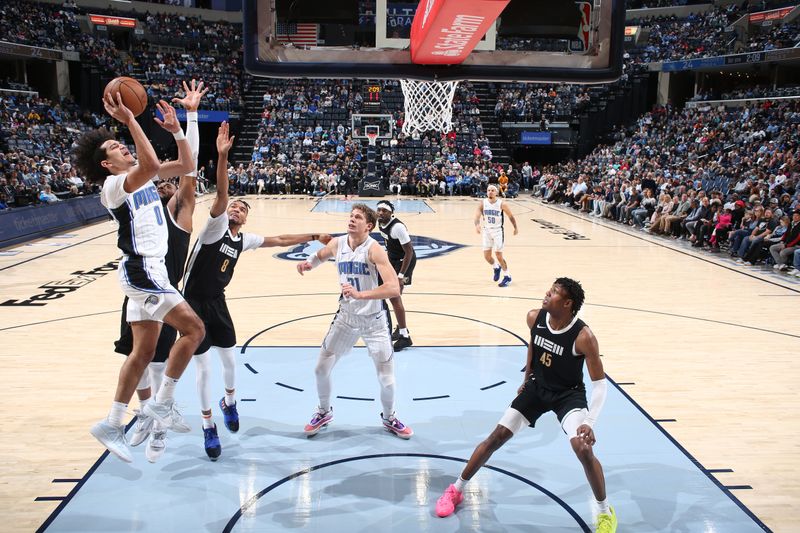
(596, 506), (617, 533)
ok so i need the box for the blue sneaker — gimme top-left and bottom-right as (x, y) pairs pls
(219, 397), (239, 433)
(498, 275), (512, 287)
(493, 266), (501, 282)
(203, 424), (221, 461)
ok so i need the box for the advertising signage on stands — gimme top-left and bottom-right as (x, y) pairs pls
(520, 131), (552, 145)
(749, 7), (794, 24)
(89, 15), (137, 28)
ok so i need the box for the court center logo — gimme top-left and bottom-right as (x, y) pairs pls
(275, 233), (464, 262)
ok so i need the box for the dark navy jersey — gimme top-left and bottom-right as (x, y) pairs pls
(162, 198), (190, 286)
(530, 311), (587, 391)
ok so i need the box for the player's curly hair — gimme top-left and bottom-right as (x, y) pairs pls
(72, 128), (116, 184)
(555, 277), (585, 316)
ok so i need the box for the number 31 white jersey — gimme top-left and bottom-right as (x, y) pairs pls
(482, 198), (504, 232)
(336, 235), (382, 316)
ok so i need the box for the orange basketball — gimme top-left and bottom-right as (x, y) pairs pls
(103, 76), (148, 117)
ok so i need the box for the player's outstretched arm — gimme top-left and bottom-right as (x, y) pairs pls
(210, 121), (234, 218)
(103, 92), (159, 192)
(261, 233), (332, 248)
(297, 237), (337, 275)
(502, 202), (518, 235)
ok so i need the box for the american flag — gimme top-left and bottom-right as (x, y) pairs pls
(276, 22), (318, 47)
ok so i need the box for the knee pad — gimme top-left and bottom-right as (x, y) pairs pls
(375, 359), (396, 388)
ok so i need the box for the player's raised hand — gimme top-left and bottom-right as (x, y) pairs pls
(216, 121), (235, 155)
(172, 79), (208, 112)
(154, 100), (181, 134)
(297, 261), (313, 276)
(103, 92), (135, 125)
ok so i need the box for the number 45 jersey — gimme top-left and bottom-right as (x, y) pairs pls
(183, 212), (264, 300)
(336, 234), (382, 316)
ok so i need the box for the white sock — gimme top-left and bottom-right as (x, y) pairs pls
(156, 376), (178, 403)
(503, 269), (510, 277)
(149, 362), (166, 395)
(107, 401), (127, 427)
(596, 498), (610, 514)
(139, 397), (151, 410)
(218, 346), (237, 396)
(202, 414), (215, 430)
(225, 392), (236, 407)
(195, 351), (212, 412)
(454, 476), (466, 492)
(399, 328), (409, 337)
(492, 262), (500, 269)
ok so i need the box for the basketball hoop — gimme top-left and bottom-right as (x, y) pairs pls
(400, 79), (459, 135)
(367, 132), (378, 146)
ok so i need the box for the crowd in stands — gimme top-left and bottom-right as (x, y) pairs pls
(691, 86), (800, 101)
(494, 84), (592, 123)
(0, 93), (105, 209)
(530, 100), (800, 275)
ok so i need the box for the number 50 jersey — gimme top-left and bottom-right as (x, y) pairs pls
(482, 198), (504, 232)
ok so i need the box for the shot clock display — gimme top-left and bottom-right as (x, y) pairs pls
(364, 83), (381, 109)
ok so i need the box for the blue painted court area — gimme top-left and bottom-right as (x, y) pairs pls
(42, 346), (765, 532)
(312, 198), (433, 213)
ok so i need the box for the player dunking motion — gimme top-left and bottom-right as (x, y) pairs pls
(183, 122), (331, 460)
(474, 184), (517, 287)
(435, 278), (618, 533)
(376, 200), (416, 351)
(74, 95), (204, 463)
(297, 204), (413, 439)
(115, 80), (207, 462)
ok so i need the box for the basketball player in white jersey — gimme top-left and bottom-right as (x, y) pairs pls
(73, 94), (205, 463)
(118, 79), (208, 462)
(183, 122), (332, 460)
(474, 184), (518, 287)
(297, 204), (413, 439)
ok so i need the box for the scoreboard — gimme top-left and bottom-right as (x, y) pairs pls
(364, 83), (381, 110)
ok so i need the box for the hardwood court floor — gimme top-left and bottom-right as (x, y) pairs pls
(0, 195), (797, 532)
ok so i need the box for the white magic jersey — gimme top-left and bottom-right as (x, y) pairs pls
(336, 234), (382, 316)
(482, 198), (504, 232)
(101, 172), (168, 259)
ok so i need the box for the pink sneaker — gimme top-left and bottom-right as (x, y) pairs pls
(381, 412), (413, 439)
(436, 484), (463, 517)
(304, 407), (333, 437)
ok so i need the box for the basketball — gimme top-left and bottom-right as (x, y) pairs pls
(103, 76), (148, 117)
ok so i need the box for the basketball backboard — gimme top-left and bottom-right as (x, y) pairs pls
(243, 0), (625, 83)
(352, 114), (394, 139)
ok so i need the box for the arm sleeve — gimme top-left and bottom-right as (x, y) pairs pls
(241, 232), (265, 251)
(584, 378), (607, 428)
(99, 174), (128, 209)
(197, 212), (230, 245)
(391, 223), (411, 245)
(186, 111), (199, 177)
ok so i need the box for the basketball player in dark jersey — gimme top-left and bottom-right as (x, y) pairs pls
(183, 122), (331, 460)
(113, 80), (207, 462)
(376, 200), (416, 351)
(435, 278), (617, 532)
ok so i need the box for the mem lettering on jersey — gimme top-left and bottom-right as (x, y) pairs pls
(131, 185), (160, 211)
(338, 261), (371, 276)
(533, 335), (564, 356)
(220, 243), (239, 259)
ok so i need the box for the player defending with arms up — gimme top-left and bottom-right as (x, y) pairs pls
(297, 204), (412, 439)
(435, 278), (617, 532)
(475, 184), (517, 287)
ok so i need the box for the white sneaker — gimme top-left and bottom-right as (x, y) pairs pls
(146, 430), (167, 463)
(90, 420), (133, 463)
(774, 264), (788, 271)
(129, 409), (154, 447)
(144, 399), (191, 433)
(788, 268), (800, 277)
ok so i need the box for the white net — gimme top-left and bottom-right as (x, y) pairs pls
(400, 79), (459, 135)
